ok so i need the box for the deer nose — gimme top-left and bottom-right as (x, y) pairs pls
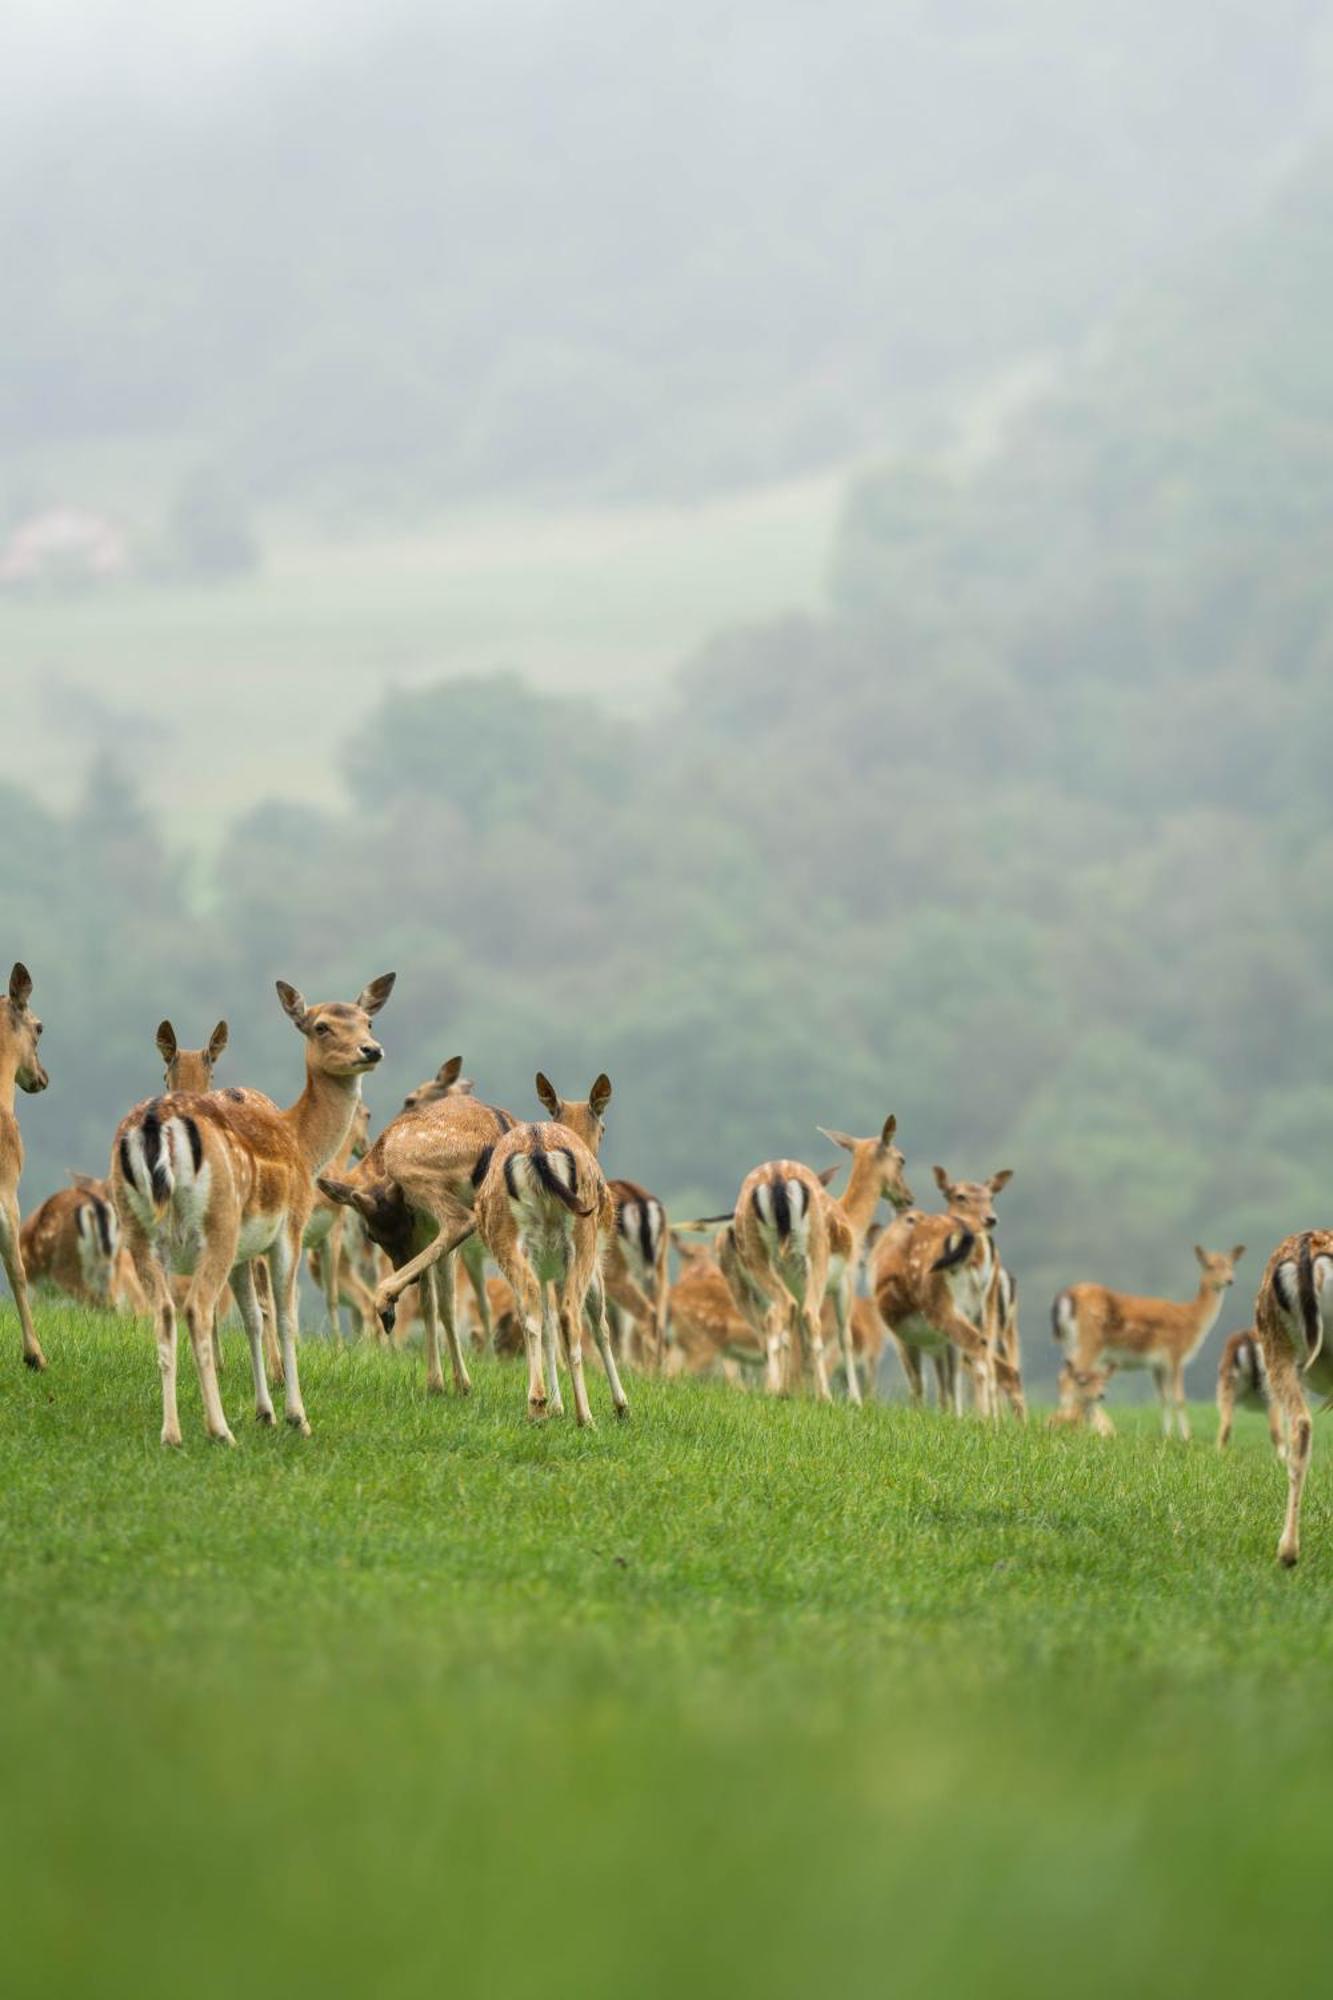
(360, 1044), (383, 1064)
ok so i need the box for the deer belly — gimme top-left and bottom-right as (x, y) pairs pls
(1101, 1344), (1152, 1371)
(236, 1213), (281, 1262)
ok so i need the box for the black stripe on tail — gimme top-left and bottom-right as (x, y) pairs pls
(638, 1199), (659, 1268)
(91, 1197), (114, 1260)
(531, 1147), (594, 1218)
(141, 1103), (170, 1204)
(1050, 1291), (1070, 1343)
(932, 1228), (975, 1275)
(1297, 1233), (1321, 1359)
(472, 1144), (494, 1190)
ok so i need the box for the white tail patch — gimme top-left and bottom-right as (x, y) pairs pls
(1053, 1292), (1077, 1349)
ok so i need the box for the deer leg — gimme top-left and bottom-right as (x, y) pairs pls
(230, 1260), (275, 1426)
(419, 1256), (446, 1396)
(458, 1234), (492, 1350)
(182, 1250), (236, 1446)
(251, 1258), (282, 1386)
(559, 1287), (594, 1428)
(1171, 1361), (1191, 1442)
(1268, 1397), (1287, 1461)
(0, 1195), (46, 1372)
(587, 1272), (629, 1418)
(541, 1285), (566, 1417)
(122, 1222), (180, 1446)
(1266, 1346), (1312, 1566)
(893, 1334), (925, 1409)
(830, 1274), (861, 1408)
(431, 1257), (472, 1396)
(267, 1228), (310, 1436)
(373, 1202), (475, 1330)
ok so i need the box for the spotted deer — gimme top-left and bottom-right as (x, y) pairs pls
(473, 1073), (629, 1425)
(1052, 1243), (1243, 1443)
(724, 1116), (909, 1401)
(304, 1098), (380, 1338)
(666, 1232), (760, 1382)
(872, 1168), (1023, 1419)
(317, 1079), (522, 1397)
(112, 974), (395, 1445)
(394, 1055), (495, 1350)
(154, 1016), (281, 1381)
(20, 1175), (133, 1312)
(1252, 1232), (1333, 1565)
(1216, 1328), (1284, 1458)
(603, 1180), (670, 1371)
(1, 964), (50, 1369)
(1047, 1359), (1114, 1434)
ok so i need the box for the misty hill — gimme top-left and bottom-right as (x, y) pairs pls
(5, 1), (1333, 513)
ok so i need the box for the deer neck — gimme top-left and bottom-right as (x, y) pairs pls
(0, 1043), (19, 1116)
(1190, 1280), (1226, 1339)
(836, 1153), (883, 1251)
(283, 1065), (363, 1177)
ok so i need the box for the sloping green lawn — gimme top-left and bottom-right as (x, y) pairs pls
(2, 1305), (1329, 1998)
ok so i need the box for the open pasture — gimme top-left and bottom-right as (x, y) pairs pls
(3, 1303), (1332, 2000)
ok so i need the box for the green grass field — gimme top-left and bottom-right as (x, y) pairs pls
(3, 1303), (1330, 1999)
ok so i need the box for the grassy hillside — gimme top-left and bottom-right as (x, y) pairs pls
(3, 1304), (1331, 1999)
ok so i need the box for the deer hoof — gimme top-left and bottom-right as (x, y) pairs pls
(286, 1414), (312, 1437)
(378, 1302), (396, 1338)
(614, 1403), (630, 1422)
(256, 1409), (276, 1427)
(23, 1351), (46, 1371)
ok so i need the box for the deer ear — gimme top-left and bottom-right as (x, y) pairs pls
(535, 1072), (560, 1116)
(317, 1175), (372, 1216)
(933, 1166), (951, 1197)
(207, 1020), (229, 1064)
(1194, 1245), (1207, 1267)
(816, 1163), (843, 1188)
(156, 1020), (178, 1063)
(358, 972), (396, 1016)
(989, 1169), (1013, 1194)
(589, 1073), (613, 1118)
(69, 1171), (99, 1191)
(1232, 1245), (1246, 1264)
(276, 981), (310, 1032)
(8, 962), (32, 1007)
(817, 1127), (857, 1154)
(438, 1056), (464, 1087)
(880, 1113), (897, 1147)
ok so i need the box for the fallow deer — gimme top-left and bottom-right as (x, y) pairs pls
(155, 1016), (281, 1380)
(20, 1175), (128, 1311)
(473, 1073), (629, 1425)
(317, 1078), (522, 1397)
(1047, 1360), (1114, 1433)
(395, 1055), (494, 1350)
(664, 1231), (763, 1382)
(724, 1117), (909, 1401)
(1052, 1243), (1243, 1443)
(1251, 1231), (1333, 1565)
(304, 1098), (380, 1338)
(872, 1168), (1024, 1419)
(603, 1180), (670, 1371)
(1216, 1328), (1283, 1458)
(112, 973), (395, 1445)
(1, 963), (49, 1370)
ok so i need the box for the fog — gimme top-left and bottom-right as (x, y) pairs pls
(4, 3), (1333, 1375)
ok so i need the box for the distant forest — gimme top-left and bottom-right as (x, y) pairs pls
(9, 138), (1333, 1385)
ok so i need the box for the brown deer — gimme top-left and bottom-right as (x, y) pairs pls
(1, 963), (49, 1369)
(666, 1232), (761, 1381)
(1252, 1231), (1333, 1565)
(1216, 1328), (1283, 1458)
(1052, 1243), (1243, 1442)
(872, 1168), (1023, 1419)
(304, 1098), (380, 1338)
(20, 1175), (134, 1312)
(395, 1055), (494, 1350)
(473, 1073), (629, 1425)
(600, 1180), (670, 1370)
(1047, 1360), (1114, 1433)
(112, 973), (395, 1445)
(317, 1079), (522, 1396)
(725, 1118), (908, 1402)
(155, 1017), (282, 1380)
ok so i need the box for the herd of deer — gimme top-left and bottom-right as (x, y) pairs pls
(2, 961), (1330, 1565)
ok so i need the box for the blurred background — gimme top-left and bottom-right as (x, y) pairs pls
(4, 0), (1333, 1380)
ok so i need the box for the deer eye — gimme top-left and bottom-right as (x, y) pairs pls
(314, 1021), (331, 1037)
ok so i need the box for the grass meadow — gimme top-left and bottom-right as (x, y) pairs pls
(3, 1302), (1331, 2000)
